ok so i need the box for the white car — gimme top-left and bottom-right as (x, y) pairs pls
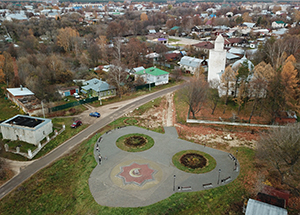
(73, 93), (80, 99)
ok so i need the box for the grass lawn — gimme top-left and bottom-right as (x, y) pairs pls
(34, 118), (88, 159)
(0, 120), (257, 215)
(132, 97), (162, 116)
(168, 38), (180, 42)
(0, 84), (22, 121)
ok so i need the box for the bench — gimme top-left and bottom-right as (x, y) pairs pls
(234, 162), (239, 171)
(97, 137), (102, 143)
(105, 130), (111, 134)
(178, 186), (192, 191)
(221, 176), (231, 184)
(203, 183), (213, 189)
(228, 153), (236, 161)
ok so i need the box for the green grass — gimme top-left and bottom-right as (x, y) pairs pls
(3, 139), (37, 154)
(116, 133), (154, 152)
(168, 38), (180, 42)
(172, 150), (216, 174)
(123, 118), (138, 125)
(133, 97), (162, 115)
(0, 84), (22, 120)
(34, 118), (88, 159)
(174, 91), (188, 124)
(0, 123), (256, 215)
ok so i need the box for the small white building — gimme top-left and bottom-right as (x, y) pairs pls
(0, 115), (53, 146)
(135, 67), (169, 86)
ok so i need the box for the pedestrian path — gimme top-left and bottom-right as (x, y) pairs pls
(163, 126), (178, 138)
(89, 126), (239, 207)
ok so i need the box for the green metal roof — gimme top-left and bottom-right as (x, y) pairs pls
(171, 26), (180, 30)
(136, 67), (169, 76)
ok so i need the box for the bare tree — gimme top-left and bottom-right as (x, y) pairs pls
(113, 37), (122, 62)
(257, 123), (300, 195)
(264, 37), (287, 70)
(105, 60), (128, 98)
(179, 75), (208, 119)
(172, 67), (183, 82)
(207, 79), (220, 115)
(220, 66), (236, 113)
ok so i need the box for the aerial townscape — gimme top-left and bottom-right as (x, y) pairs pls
(0, 0), (299, 214)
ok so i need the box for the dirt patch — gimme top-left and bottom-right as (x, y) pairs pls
(175, 124), (259, 150)
(127, 94), (174, 128)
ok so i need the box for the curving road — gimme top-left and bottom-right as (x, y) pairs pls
(0, 84), (182, 200)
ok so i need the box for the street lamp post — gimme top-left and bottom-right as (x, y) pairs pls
(173, 175), (176, 191)
(217, 169), (221, 185)
(99, 88), (102, 106)
(41, 100), (45, 118)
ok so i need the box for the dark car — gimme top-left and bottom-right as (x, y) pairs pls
(89, 112), (101, 118)
(71, 120), (82, 128)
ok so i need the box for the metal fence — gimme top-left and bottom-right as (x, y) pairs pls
(135, 83), (155, 91)
(50, 97), (98, 112)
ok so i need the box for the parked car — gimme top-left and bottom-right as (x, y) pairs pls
(73, 93), (80, 99)
(89, 112), (101, 118)
(71, 120), (82, 128)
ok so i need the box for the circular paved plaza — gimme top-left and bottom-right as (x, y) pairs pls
(89, 126), (239, 207)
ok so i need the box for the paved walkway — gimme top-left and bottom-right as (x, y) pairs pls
(89, 126), (239, 207)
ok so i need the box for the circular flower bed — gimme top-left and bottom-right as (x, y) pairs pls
(172, 150), (216, 174)
(180, 153), (207, 169)
(116, 133), (154, 152)
(124, 135), (146, 147)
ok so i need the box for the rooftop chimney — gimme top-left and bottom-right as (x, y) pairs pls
(20, 85), (23, 91)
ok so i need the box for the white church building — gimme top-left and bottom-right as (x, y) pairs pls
(208, 34), (255, 97)
(208, 34), (227, 82)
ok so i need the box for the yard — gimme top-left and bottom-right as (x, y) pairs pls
(0, 84), (22, 121)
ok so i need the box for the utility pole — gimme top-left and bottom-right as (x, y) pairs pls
(41, 101), (45, 118)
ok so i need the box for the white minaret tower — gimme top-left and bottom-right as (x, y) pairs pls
(208, 34), (226, 82)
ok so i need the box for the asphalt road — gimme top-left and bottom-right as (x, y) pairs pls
(0, 84), (182, 200)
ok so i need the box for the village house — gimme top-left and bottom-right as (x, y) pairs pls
(180, 56), (208, 75)
(272, 21), (286, 29)
(135, 67), (169, 86)
(81, 78), (116, 99)
(6, 86), (43, 116)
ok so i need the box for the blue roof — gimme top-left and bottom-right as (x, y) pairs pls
(81, 78), (115, 92)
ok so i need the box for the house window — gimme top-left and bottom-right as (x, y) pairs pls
(111, 90), (114, 94)
(157, 76), (160, 79)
